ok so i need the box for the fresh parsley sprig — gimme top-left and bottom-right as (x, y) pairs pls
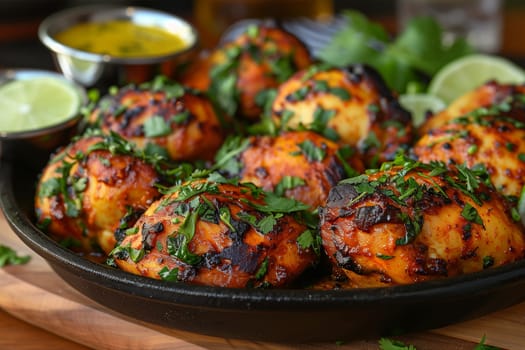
(0, 244), (31, 267)
(318, 11), (473, 93)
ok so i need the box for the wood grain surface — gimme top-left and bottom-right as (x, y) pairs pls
(1, 209), (524, 350)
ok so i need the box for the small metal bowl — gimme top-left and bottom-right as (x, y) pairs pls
(0, 69), (86, 170)
(38, 5), (199, 89)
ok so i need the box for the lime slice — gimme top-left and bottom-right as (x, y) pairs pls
(399, 94), (446, 128)
(428, 54), (525, 105)
(0, 77), (81, 133)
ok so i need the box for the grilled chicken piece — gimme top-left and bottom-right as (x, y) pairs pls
(413, 105), (525, 199)
(419, 81), (525, 135)
(216, 130), (363, 209)
(179, 25), (312, 120)
(88, 79), (224, 161)
(319, 156), (525, 287)
(34, 133), (162, 254)
(112, 179), (318, 288)
(271, 65), (413, 167)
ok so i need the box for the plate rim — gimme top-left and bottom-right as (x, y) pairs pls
(2, 159), (525, 312)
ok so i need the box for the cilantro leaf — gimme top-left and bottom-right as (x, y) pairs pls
(318, 10), (388, 67)
(213, 136), (250, 175)
(246, 192), (309, 214)
(256, 214), (282, 234)
(143, 116), (171, 138)
(254, 257), (269, 280)
(379, 338), (417, 350)
(274, 176), (306, 196)
(0, 245), (31, 267)
(167, 211), (202, 265)
(318, 11), (473, 93)
(475, 335), (502, 350)
(296, 229), (321, 255)
(296, 140), (327, 162)
(394, 16), (473, 76)
(158, 266), (179, 281)
(461, 203), (484, 226)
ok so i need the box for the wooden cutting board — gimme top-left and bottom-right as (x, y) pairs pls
(1, 209), (524, 350)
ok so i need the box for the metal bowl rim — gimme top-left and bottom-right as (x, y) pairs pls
(38, 5), (199, 65)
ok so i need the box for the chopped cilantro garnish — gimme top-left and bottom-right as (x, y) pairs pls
(329, 87), (352, 100)
(296, 229), (321, 255)
(274, 176), (306, 196)
(475, 335), (501, 350)
(310, 107), (339, 141)
(396, 212), (423, 246)
(254, 257), (269, 280)
(143, 115), (171, 137)
(213, 136), (250, 175)
(0, 245), (31, 267)
(109, 243), (144, 263)
(129, 247), (145, 262)
(175, 182), (219, 202)
(376, 253), (394, 260)
(287, 86), (310, 102)
(336, 145), (360, 178)
(158, 266), (179, 281)
(219, 206), (236, 232)
(482, 256), (495, 269)
(209, 55), (240, 116)
(171, 111), (190, 124)
(467, 144), (478, 155)
(379, 338), (417, 350)
(256, 213), (283, 234)
(167, 211), (202, 265)
(461, 203), (484, 226)
(295, 140), (327, 162)
(247, 192), (310, 214)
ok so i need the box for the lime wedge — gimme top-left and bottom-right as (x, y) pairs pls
(399, 94), (446, 128)
(0, 77), (81, 133)
(428, 54), (525, 105)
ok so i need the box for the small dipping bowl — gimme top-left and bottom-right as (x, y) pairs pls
(0, 69), (86, 170)
(38, 6), (199, 89)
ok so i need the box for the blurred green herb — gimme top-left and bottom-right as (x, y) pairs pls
(378, 335), (502, 350)
(318, 11), (473, 93)
(379, 338), (417, 350)
(0, 244), (31, 267)
(475, 335), (502, 350)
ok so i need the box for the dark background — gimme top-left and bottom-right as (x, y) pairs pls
(0, 0), (524, 71)
(0, 0), (394, 70)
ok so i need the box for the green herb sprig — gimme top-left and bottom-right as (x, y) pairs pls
(0, 245), (31, 267)
(318, 11), (473, 93)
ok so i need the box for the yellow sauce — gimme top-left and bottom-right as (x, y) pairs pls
(55, 20), (189, 58)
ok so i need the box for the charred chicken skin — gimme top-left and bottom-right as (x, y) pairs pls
(216, 130), (363, 209)
(319, 156), (525, 287)
(88, 78), (224, 162)
(111, 179), (318, 288)
(179, 25), (312, 120)
(271, 65), (413, 167)
(419, 81), (525, 135)
(413, 94), (525, 199)
(34, 132), (162, 254)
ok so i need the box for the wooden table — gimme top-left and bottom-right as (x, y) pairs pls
(2, 202), (525, 349)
